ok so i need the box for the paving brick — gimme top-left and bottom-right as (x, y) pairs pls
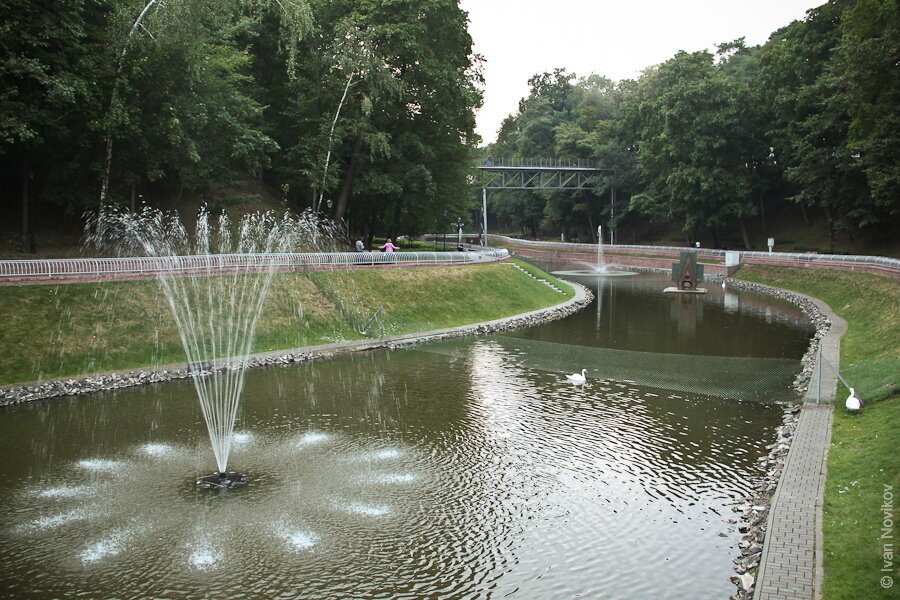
(755, 400), (834, 600)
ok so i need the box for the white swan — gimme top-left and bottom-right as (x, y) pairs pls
(845, 387), (861, 411)
(566, 369), (588, 384)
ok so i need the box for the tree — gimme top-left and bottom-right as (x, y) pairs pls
(255, 0), (481, 238)
(0, 0), (110, 249)
(758, 1), (875, 245)
(624, 50), (760, 247)
(100, 0), (284, 204)
(837, 0), (900, 216)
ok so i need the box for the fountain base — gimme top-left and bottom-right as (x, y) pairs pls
(196, 471), (249, 489)
(551, 269), (637, 277)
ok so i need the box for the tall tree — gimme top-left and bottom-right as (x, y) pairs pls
(837, 0), (900, 216)
(624, 50), (759, 247)
(0, 0), (110, 249)
(758, 1), (871, 245)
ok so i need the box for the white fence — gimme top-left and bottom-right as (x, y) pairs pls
(485, 235), (900, 277)
(0, 249), (510, 280)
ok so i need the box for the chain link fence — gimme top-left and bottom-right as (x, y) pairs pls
(808, 348), (898, 405)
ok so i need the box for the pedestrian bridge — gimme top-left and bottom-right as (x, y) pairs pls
(475, 157), (607, 190)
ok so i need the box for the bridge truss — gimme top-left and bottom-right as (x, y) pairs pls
(475, 158), (607, 190)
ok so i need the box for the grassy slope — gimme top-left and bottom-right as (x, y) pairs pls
(0, 261), (572, 386)
(737, 266), (898, 401)
(736, 265), (899, 600)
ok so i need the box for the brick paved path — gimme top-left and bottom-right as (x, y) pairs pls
(755, 295), (847, 600)
(755, 403), (833, 599)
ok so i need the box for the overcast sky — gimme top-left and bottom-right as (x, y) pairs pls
(459, 0), (824, 144)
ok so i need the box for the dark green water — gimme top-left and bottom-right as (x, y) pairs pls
(0, 272), (814, 599)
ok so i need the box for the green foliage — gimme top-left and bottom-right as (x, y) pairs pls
(1, 0), (897, 250)
(0, 0), (481, 244)
(260, 0), (481, 238)
(758, 0), (898, 239)
(624, 48), (763, 246)
(486, 1), (898, 248)
(837, 0), (900, 214)
(0, 0), (110, 214)
(489, 70), (641, 241)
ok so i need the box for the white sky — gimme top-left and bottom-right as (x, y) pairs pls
(459, 0), (824, 144)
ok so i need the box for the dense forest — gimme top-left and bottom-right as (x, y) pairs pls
(0, 0), (481, 251)
(488, 0), (898, 251)
(1, 0), (897, 255)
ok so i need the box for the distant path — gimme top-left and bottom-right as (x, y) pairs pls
(0, 249), (509, 286)
(480, 235), (900, 279)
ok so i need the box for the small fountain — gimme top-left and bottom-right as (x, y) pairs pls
(551, 225), (636, 277)
(87, 205), (341, 487)
(597, 225), (606, 272)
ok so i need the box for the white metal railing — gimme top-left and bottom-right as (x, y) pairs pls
(0, 249), (510, 279)
(486, 235), (900, 276)
(478, 157), (598, 169)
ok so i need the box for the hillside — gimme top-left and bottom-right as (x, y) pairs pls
(0, 261), (573, 386)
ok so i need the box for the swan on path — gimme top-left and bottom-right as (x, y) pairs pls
(845, 388), (861, 411)
(566, 369), (588, 384)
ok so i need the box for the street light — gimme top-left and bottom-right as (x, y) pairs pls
(453, 217), (465, 250)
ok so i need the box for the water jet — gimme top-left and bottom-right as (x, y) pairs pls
(87, 205), (341, 479)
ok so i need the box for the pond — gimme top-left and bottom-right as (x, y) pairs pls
(0, 272), (814, 599)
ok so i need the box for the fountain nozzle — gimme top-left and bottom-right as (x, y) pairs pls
(197, 471), (249, 490)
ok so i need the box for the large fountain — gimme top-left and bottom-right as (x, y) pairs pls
(87, 205), (340, 487)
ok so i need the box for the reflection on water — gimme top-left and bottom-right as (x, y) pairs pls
(512, 270), (814, 358)
(0, 271), (814, 599)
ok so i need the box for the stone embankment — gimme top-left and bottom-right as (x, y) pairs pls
(0, 283), (593, 407)
(722, 278), (831, 600)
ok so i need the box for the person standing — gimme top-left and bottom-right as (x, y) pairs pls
(379, 238), (399, 252)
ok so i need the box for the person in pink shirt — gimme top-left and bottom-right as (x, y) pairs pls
(379, 238), (399, 252)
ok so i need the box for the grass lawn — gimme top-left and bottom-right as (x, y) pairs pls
(736, 265), (899, 599)
(822, 397), (899, 599)
(0, 261), (572, 386)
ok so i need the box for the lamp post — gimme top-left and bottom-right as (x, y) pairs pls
(453, 217), (465, 250)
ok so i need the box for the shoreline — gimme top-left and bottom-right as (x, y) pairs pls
(0, 282), (593, 408)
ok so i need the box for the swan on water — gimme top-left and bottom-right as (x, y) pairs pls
(566, 369), (588, 384)
(845, 387), (861, 411)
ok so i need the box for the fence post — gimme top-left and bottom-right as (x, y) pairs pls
(816, 346), (823, 404)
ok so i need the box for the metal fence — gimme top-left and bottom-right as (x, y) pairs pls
(486, 235), (900, 277)
(0, 249), (510, 280)
(808, 347), (898, 405)
(477, 157), (599, 169)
